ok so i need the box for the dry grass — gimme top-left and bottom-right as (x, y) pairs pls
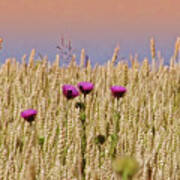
(0, 46), (179, 180)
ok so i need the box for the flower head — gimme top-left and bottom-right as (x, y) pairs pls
(110, 86), (127, 98)
(78, 82), (94, 95)
(95, 135), (106, 145)
(112, 156), (139, 178)
(21, 109), (37, 123)
(75, 102), (86, 111)
(62, 84), (79, 99)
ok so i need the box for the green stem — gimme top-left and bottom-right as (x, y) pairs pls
(81, 120), (86, 180)
(81, 96), (86, 180)
(122, 170), (129, 180)
(98, 145), (102, 168)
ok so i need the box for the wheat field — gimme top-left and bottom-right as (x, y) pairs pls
(0, 41), (179, 180)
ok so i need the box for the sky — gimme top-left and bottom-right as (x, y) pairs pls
(0, 0), (180, 65)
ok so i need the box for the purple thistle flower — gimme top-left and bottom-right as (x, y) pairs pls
(21, 109), (37, 123)
(110, 86), (127, 98)
(78, 82), (94, 95)
(62, 84), (79, 99)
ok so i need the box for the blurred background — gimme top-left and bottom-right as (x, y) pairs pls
(0, 0), (180, 65)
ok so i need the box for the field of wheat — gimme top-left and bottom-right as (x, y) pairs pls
(0, 39), (179, 180)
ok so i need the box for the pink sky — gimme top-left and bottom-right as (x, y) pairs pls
(0, 0), (180, 63)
